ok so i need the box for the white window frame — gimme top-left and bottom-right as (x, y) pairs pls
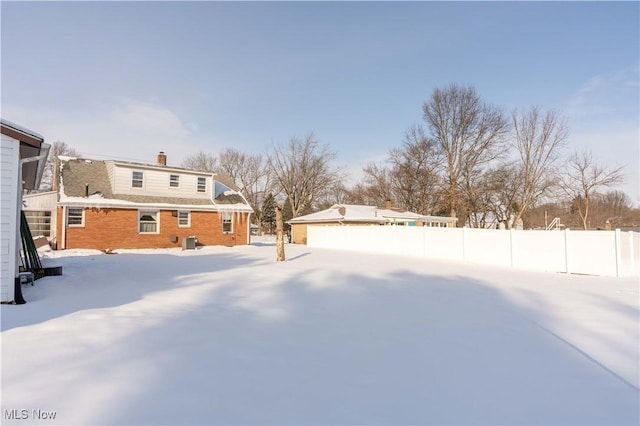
(67, 207), (85, 227)
(222, 211), (233, 233)
(197, 177), (206, 193)
(169, 174), (180, 188)
(138, 210), (159, 234)
(132, 170), (144, 188)
(178, 210), (191, 227)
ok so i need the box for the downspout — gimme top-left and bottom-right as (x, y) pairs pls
(61, 205), (67, 250)
(14, 144), (50, 304)
(247, 211), (252, 245)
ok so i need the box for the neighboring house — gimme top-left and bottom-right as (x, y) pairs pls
(1, 119), (50, 304)
(288, 203), (457, 244)
(54, 152), (253, 250)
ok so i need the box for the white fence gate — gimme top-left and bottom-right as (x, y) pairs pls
(307, 225), (640, 277)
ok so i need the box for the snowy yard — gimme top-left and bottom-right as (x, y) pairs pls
(2, 237), (639, 425)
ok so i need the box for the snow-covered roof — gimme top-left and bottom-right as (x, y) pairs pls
(289, 204), (455, 225)
(0, 118), (45, 141)
(57, 156), (252, 212)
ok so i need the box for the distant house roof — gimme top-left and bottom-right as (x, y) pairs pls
(57, 156), (252, 212)
(288, 204), (456, 225)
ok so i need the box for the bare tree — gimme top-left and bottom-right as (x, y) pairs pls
(358, 162), (393, 207)
(507, 107), (568, 228)
(583, 190), (633, 229)
(315, 181), (355, 209)
(561, 150), (625, 230)
(181, 151), (219, 172)
(39, 141), (80, 191)
(423, 84), (509, 223)
(386, 125), (442, 215)
(600, 190), (633, 219)
(269, 134), (342, 218)
(218, 148), (275, 228)
(467, 164), (520, 228)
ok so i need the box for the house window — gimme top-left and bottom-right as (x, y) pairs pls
(132, 171), (144, 188)
(67, 207), (84, 226)
(139, 210), (159, 234)
(222, 211), (233, 233)
(178, 211), (190, 227)
(197, 177), (206, 193)
(169, 174), (180, 188)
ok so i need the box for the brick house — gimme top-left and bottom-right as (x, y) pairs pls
(55, 152), (253, 250)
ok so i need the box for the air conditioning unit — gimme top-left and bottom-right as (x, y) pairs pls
(182, 236), (196, 250)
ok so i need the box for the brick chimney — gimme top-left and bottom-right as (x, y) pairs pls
(157, 151), (167, 166)
(385, 199), (392, 209)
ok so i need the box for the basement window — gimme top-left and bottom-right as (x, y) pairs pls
(139, 210), (159, 234)
(178, 211), (190, 227)
(222, 211), (233, 233)
(67, 207), (84, 227)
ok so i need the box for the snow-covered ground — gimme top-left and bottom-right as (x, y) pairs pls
(2, 237), (638, 425)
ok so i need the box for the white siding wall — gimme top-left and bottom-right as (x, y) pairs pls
(0, 135), (19, 302)
(23, 191), (58, 210)
(112, 165), (212, 199)
(105, 162), (115, 191)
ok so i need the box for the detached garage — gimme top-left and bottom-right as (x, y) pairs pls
(1, 119), (49, 304)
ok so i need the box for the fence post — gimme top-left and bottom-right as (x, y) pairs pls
(630, 231), (636, 275)
(615, 229), (621, 277)
(423, 226), (428, 259)
(509, 228), (514, 268)
(564, 228), (571, 274)
(462, 226), (467, 262)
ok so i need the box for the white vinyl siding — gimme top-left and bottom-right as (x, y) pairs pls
(23, 191), (57, 210)
(139, 210), (159, 234)
(112, 165), (212, 199)
(0, 135), (19, 302)
(105, 162), (115, 188)
(178, 211), (190, 227)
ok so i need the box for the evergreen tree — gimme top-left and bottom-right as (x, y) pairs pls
(282, 197), (294, 233)
(261, 193), (277, 234)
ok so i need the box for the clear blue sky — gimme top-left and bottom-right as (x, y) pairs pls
(2, 1), (638, 202)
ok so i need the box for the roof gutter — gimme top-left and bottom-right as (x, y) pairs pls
(56, 200), (251, 212)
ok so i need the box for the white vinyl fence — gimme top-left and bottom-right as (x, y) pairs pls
(307, 225), (640, 277)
